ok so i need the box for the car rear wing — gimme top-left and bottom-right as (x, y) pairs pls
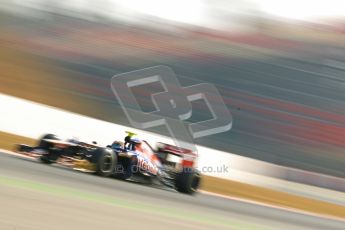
(156, 142), (198, 168)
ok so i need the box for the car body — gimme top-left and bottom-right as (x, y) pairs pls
(16, 133), (201, 194)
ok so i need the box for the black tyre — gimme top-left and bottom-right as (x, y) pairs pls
(175, 168), (201, 194)
(38, 134), (60, 164)
(92, 148), (117, 177)
(38, 134), (59, 149)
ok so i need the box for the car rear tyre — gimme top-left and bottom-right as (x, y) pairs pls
(175, 169), (201, 194)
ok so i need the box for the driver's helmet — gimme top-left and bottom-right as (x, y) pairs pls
(124, 131), (136, 143)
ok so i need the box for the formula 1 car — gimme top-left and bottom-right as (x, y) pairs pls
(16, 132), (201, 194)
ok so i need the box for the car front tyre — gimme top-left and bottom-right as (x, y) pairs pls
(93, 148), (117, 177)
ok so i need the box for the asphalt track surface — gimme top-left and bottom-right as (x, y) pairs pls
(0, 152), (344, 230)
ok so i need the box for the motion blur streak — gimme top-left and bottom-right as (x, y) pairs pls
(1, 1), (345, 178)
(1, 1), (345, 229)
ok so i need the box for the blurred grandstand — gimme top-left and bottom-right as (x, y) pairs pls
(1, 0), (345, 178)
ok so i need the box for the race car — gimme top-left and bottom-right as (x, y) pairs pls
(16, 132), (201, 194)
